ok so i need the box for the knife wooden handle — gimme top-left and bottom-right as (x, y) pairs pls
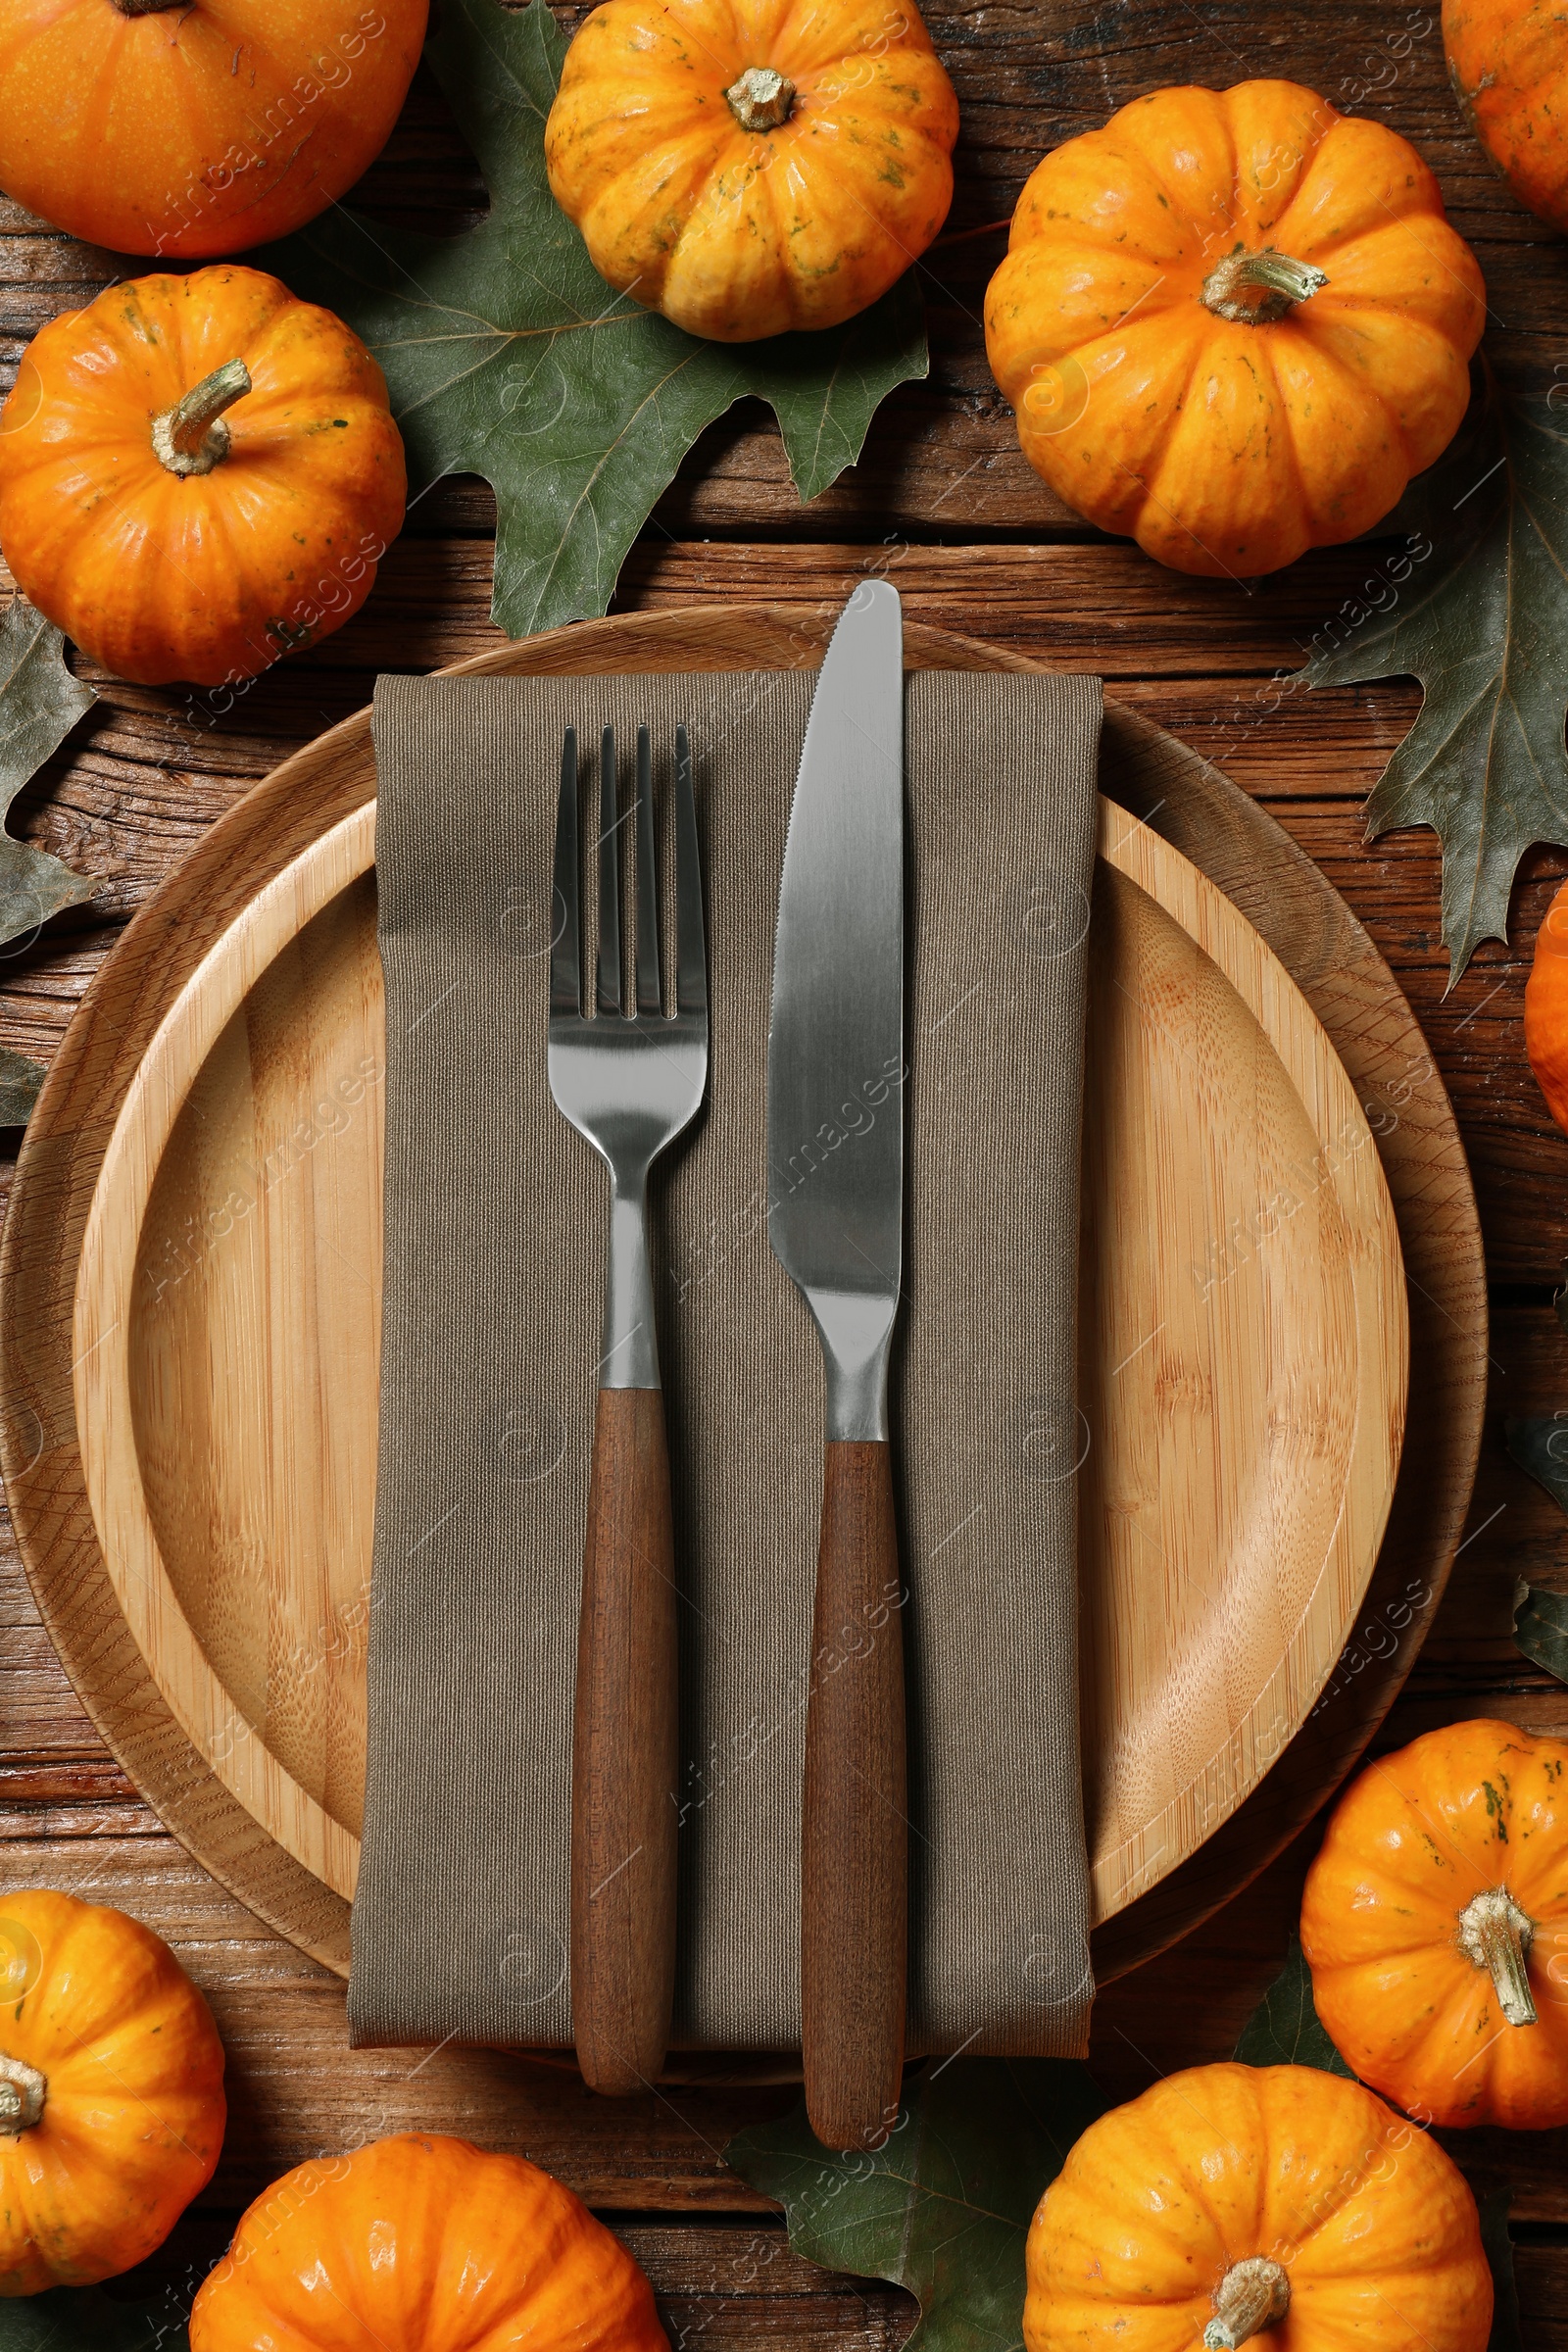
(570, 1386), (679, 2095)
(802, 1438), (907, 2151)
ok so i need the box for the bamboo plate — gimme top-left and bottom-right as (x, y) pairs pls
(2, 607), (1481, 1994)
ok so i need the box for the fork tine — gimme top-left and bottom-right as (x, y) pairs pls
(634, 724), (662, 1015)
(551, 727), (581, 1016)
(673, 724), (706, 1018)
(597, 725), (622, 1016)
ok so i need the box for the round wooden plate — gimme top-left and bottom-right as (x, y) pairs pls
(0, 607), (1482, 1995)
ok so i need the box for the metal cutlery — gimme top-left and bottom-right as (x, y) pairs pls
(548, 719), (708, 2095)
(766, 580), (907, 2151)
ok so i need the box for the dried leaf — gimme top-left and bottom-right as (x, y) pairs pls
(1506, 1410), (1568, 1517)
(1233, 1935), (1353, 2074)
(265, 0), (929, 640)
(0, 1046), (44, 1127)
(1303, 365), (1568, 984)
(724, 2058), (1105, 2352)
(0, 593), (97, 956)
(1512, 1581), (1568, 1683)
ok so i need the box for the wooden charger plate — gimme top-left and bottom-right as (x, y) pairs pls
(1, 607), (1484, 2004)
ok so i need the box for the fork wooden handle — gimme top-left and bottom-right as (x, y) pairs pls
(801, 1438), (907, 2151)
(570, 1387), (679, 2095)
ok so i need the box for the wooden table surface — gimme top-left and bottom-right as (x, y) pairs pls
(4, 0), (1568, 2338)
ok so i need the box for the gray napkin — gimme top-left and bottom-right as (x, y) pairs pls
(350, 665), (1101, 2057)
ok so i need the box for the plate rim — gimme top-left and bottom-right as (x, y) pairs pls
(0, 604), (1480, 1992)
(70, 774), (1405, 1927)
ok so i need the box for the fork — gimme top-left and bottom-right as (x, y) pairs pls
(548, 719), (708, 2096)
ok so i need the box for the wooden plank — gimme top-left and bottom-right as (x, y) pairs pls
(4, 708), (1568, 1287)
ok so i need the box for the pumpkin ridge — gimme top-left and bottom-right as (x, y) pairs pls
(0, 0), (75, 78)
(1273, 316), (1423, 526)
(1095, 86), (1235, 238)
(1254, 325), (1325, 535)
(1067, 312), (1211, 511)
(1143, 333), (1297, 569)
(1354, 1744), (1518, 1882)
(76, 4), (138, 213)
(1138, 2068), (1269, 2258)
(1027, 130), (1201, 267)
(1257, 2072), (1409, 2258)
(751, 117), (803, 332)
(1269, 112), (1441, 261)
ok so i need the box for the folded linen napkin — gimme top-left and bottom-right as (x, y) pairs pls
(351, 662), (1102, 2057)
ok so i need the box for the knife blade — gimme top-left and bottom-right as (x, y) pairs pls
(767, 577), (906, 2152)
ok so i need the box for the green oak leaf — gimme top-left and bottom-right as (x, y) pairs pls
(1233, 1935), (1352, 2075)
(263, 0), (928, 640)
(724, 2058), (1106, 2352)
(0, 594), (96, 959)
(1302, 364), (1568, 985)
(0, 2284), (187, 2350)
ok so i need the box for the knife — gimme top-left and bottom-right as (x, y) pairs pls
(767, 578), (906, 2153)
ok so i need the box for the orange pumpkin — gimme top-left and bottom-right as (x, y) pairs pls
(0, 0), (426, 259)
(0, 265), (406, 688)
(1301, 1719), (1568, 2129)
(984, 80), (1487, 578)
(0, 1887), (225, 2294)
(189, 2132), (669, 2350)
(1526, 875), (1568, 1135)
(544, 0), (959, 342)
(1446, 0), (1568, 232)
(1026, 2062), (1492, 2352)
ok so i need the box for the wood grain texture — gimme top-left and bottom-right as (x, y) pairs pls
(801, 1440), (907, 2154)
(48, 608), (1406, 1999)
(2, 522), (1565, 1291)
(572, 1386), (679, 2096)
(0, 0), (1561, 2272)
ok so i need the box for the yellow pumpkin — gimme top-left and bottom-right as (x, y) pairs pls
(0, 1888), (225, 2294)
(985, 80), (1487, 577)
(0, 264), (405, 687)
(544, 0), (959, 342)
(1301, 1718), (1568, 2129)
(1026, 2063), (1492, 2352)
(189, 2132), (668, 2350)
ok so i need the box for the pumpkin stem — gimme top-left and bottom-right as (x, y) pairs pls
(1200, 244), (1329, 325)
(725, 65), (796, 131)
(0, 2055), (46, 2136)
(1458, 1887), (1538, 2027)
(1203, 2257), (1291, 2351)
(151, 358), (252, 478)
(111, 0), (183, 12)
